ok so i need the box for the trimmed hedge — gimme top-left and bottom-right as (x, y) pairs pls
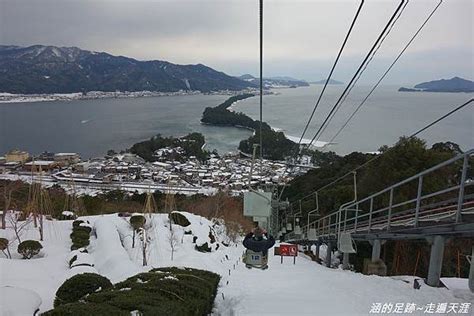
(70, 236), (90, 250)
(74, 225), (92, 234)
(70, 230), (90, 241)
(46, 267), (221, 316)
(169, 212), (191, 227)
(130, 214), (146, 230)
(54, 273), (113, 307)
(17, 240), (43, 259)
(0, 237), (8, 250)
(195, 242), (212, 253)
(70, 221), (91, 251)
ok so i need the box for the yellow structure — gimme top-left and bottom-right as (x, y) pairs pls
(5, 149), (30, 163)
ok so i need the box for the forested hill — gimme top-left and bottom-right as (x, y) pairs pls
(0, 45), (256, 94)
(282, 138), (470, 277)
(129, 133), (209, 162)
(282, 138), (464, 218)
(398, 77), (474, 93)
(201, 94), (265, 130)
(201, 94), (297, 160)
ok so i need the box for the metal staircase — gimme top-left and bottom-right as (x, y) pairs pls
(284, 149), (474, 289)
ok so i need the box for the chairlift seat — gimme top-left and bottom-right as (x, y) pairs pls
(339, 232), (357, 253)
(293, 225), (302, 235)
(244, 249), (268, 269)
(307, 228), (317, 240)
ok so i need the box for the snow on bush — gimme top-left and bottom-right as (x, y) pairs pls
(46, 267), (221, 315)
(17, 240), (43, 259)
(45, 301), (127, 315)
(92, 217), (141, 282)
(53, 273), (113, 307)
(79, 222), (93, 229)
(59, 211), (76, 220)
(69, 249), (94, 268)
(72, 219), (90, 228)
(70, 220), (92, 251)
(171, 211), (229, 252)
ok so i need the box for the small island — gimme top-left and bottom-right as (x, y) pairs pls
(399, 77), (474, 93)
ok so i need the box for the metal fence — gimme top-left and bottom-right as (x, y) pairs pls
(288, 149), (474, 242)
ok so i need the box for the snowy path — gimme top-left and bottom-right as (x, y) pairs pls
(215, 246), (471, 316)
(1, 214), (471, 315)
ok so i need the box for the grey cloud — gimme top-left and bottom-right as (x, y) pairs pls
(0, 0), (472, 84)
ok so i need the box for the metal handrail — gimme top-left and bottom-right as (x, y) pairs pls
(305, 149), (473, 240)
(306, 192), (320, 234)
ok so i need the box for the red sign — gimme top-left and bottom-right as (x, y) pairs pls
(279, 244), (298, 257)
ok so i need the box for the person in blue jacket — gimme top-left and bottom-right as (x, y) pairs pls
(243, 227), (275, 257)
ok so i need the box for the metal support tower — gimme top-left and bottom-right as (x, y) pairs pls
(427, 235), (445, 287)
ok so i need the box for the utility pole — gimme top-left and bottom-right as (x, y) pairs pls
(248, 144), (259, 188)
(259, 0), (263, 160)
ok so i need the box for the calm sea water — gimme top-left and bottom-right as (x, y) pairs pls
(0, 85), (472, 158)
(0, 94), (253, 159)
(234, 85), (474, 154)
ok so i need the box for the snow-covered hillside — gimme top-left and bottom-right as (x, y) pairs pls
(0, 213), (472, 315)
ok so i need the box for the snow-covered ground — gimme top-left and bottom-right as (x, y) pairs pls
(218, 252), (472, 315)
(284, 134), (328, 148)
(0, 213), (472, 315)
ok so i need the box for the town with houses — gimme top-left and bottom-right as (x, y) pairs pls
(0, 88), (267, 104)
(0, 147), (312, 196)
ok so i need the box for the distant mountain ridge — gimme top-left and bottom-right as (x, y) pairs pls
(0, 45), (256, 94)
(310, 78), (344, 85)
(238, 74), (309, 88)
(399, 77), (474, 93)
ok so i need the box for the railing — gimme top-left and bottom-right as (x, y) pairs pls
(291, 149), (474, 241)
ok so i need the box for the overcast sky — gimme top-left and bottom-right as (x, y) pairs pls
(1, 0), (472, 84)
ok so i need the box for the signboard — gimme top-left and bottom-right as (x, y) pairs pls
(280, 244), (298, 256)
(243, 192), (272, 217)
(245, 250), (267, 266)
(279, 244), (298, 264)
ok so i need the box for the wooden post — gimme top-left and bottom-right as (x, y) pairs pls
(413, 250), (421, 276)
(457, 250), (461, 278)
